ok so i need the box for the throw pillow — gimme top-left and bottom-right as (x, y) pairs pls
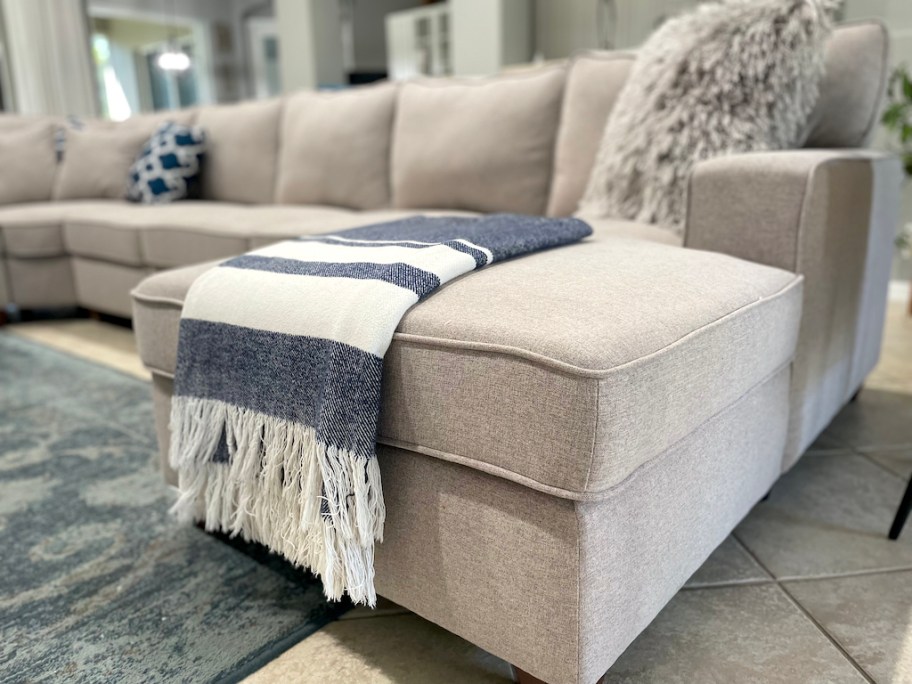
(127, 122), (206, 204)
(580, 0), (841, 234)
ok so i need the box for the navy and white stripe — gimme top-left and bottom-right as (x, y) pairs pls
(169, 214), (591, 606)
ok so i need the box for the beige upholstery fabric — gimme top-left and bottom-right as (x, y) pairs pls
(138, 204), (358, 267)
(6, 256), (75, 308)
(804, 21), (889, 148)
(72, 257), (151, 317)
(196, 100), (282, 204)
(0, 201), (120, 258)
(391, 67), (565, 215)
(65, 210), (146, 266)
(582, 215), (683, 246)
(575, 367), (788, 684)
(276, 84), (397, 209)
(546, 23), (890, 218)
(546, 53), (634, 217)
(0, 114), (63, 130)
(0, 122), (58, 205)
(685, 149), (901, 468)
(132, 236), (801, 498)
(53, 125), (151, 200)
(247, 208), (481, 248)
(150, 361), (789, 684)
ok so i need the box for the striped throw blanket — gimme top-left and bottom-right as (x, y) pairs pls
(170, 214), (592, 605)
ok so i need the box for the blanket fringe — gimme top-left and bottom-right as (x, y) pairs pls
(169, 396), (385, 606)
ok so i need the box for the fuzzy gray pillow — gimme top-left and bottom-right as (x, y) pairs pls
(580, 0), (840, 234)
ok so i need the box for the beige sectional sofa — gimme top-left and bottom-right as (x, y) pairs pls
(0, 21), (900, 684)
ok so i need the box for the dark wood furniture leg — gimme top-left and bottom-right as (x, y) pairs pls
(889, 475), (912, 540)
(0, 310), (7, 326)
(512, 666), (605, 684)
(513, 667), (548, 684)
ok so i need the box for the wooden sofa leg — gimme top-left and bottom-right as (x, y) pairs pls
(511, 666), (605, 684)
(0, 310), (7, 326)
(512, 666), (548, 684)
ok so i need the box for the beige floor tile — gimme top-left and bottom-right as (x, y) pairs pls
(241, 614), (512, 684)
(683, 536), (772, 588)
(603, 584), (865, 683)
(867, 449), (912, 481)
(785, 570), (912, 684)
(7, 320), (149, 381)
(736, 454), (912, 578)
(820, 389), (912, 451)
(866, 302), (912, 395)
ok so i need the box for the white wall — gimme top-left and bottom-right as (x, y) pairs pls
(534, 0), (698, 58)
(349, 0), (417, 72)
(451, 0), (532, 76)
(275, 0), (344, 91)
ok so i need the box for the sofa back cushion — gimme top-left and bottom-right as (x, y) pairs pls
(546, 52), (634, 217)
(546, 21), (889, 217)
(803, 20), (889, 148)
(0, 120), (58, 204)
(53, 111), (198, 201)
(195, 99), (282, 204)
(54, 124), (152, 200)
(276, 83), (396, 210)
(391, 66), (565, 215)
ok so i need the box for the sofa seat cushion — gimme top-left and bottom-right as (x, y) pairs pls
(245, 208), (480, 248)
(583, 216), (683, 247)
(0, 201), (123, 258)
(132, 234), (802, 500)
(137, 204), (360, 268)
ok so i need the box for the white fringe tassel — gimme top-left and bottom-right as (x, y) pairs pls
(169, 396), (385, 606)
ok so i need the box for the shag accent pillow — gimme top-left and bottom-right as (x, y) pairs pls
(127, 122), (206, 204)
(580, 0), (841, 234)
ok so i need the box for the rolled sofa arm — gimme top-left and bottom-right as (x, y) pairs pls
(685, 150), (902, 468)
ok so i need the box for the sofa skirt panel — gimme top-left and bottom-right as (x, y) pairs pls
(147, 362), (789, 684)
(6, 256), (76, 309)
(72, 257), (152, 318)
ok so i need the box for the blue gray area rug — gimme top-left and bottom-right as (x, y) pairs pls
(0, 332), (349, 683)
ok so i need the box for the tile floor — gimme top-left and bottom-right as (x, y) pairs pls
(6, 301), (912, 683)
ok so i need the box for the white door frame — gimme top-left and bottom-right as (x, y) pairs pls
(246, 16), (280, 100)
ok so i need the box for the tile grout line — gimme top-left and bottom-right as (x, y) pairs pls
(732, 533), (877, 684)
(776, 565), (912, 584)
(856, 449), (911, 483)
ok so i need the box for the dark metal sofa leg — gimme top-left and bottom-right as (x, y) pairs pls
(889, 475), (912, 540)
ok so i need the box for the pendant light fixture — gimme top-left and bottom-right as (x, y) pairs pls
(157, 0), (191, 72)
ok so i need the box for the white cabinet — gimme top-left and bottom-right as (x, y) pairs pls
(385, 3), (451, 80)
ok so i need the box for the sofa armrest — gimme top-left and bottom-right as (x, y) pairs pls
(685, 150), (902, 466)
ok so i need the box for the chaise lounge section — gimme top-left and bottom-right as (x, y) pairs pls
(0, 21), (900, 684)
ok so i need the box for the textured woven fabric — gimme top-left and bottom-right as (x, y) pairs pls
(581, 0), (839, 233)
(127, 123), (206, 204)
(170, 214), (591, 605)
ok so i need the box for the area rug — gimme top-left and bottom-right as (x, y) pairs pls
(0, 332), (350, 683)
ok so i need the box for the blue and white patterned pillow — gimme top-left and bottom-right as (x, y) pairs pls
(127, 122), (205, 203)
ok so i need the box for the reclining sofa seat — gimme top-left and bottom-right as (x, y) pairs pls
(0, 20), (899, 684)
